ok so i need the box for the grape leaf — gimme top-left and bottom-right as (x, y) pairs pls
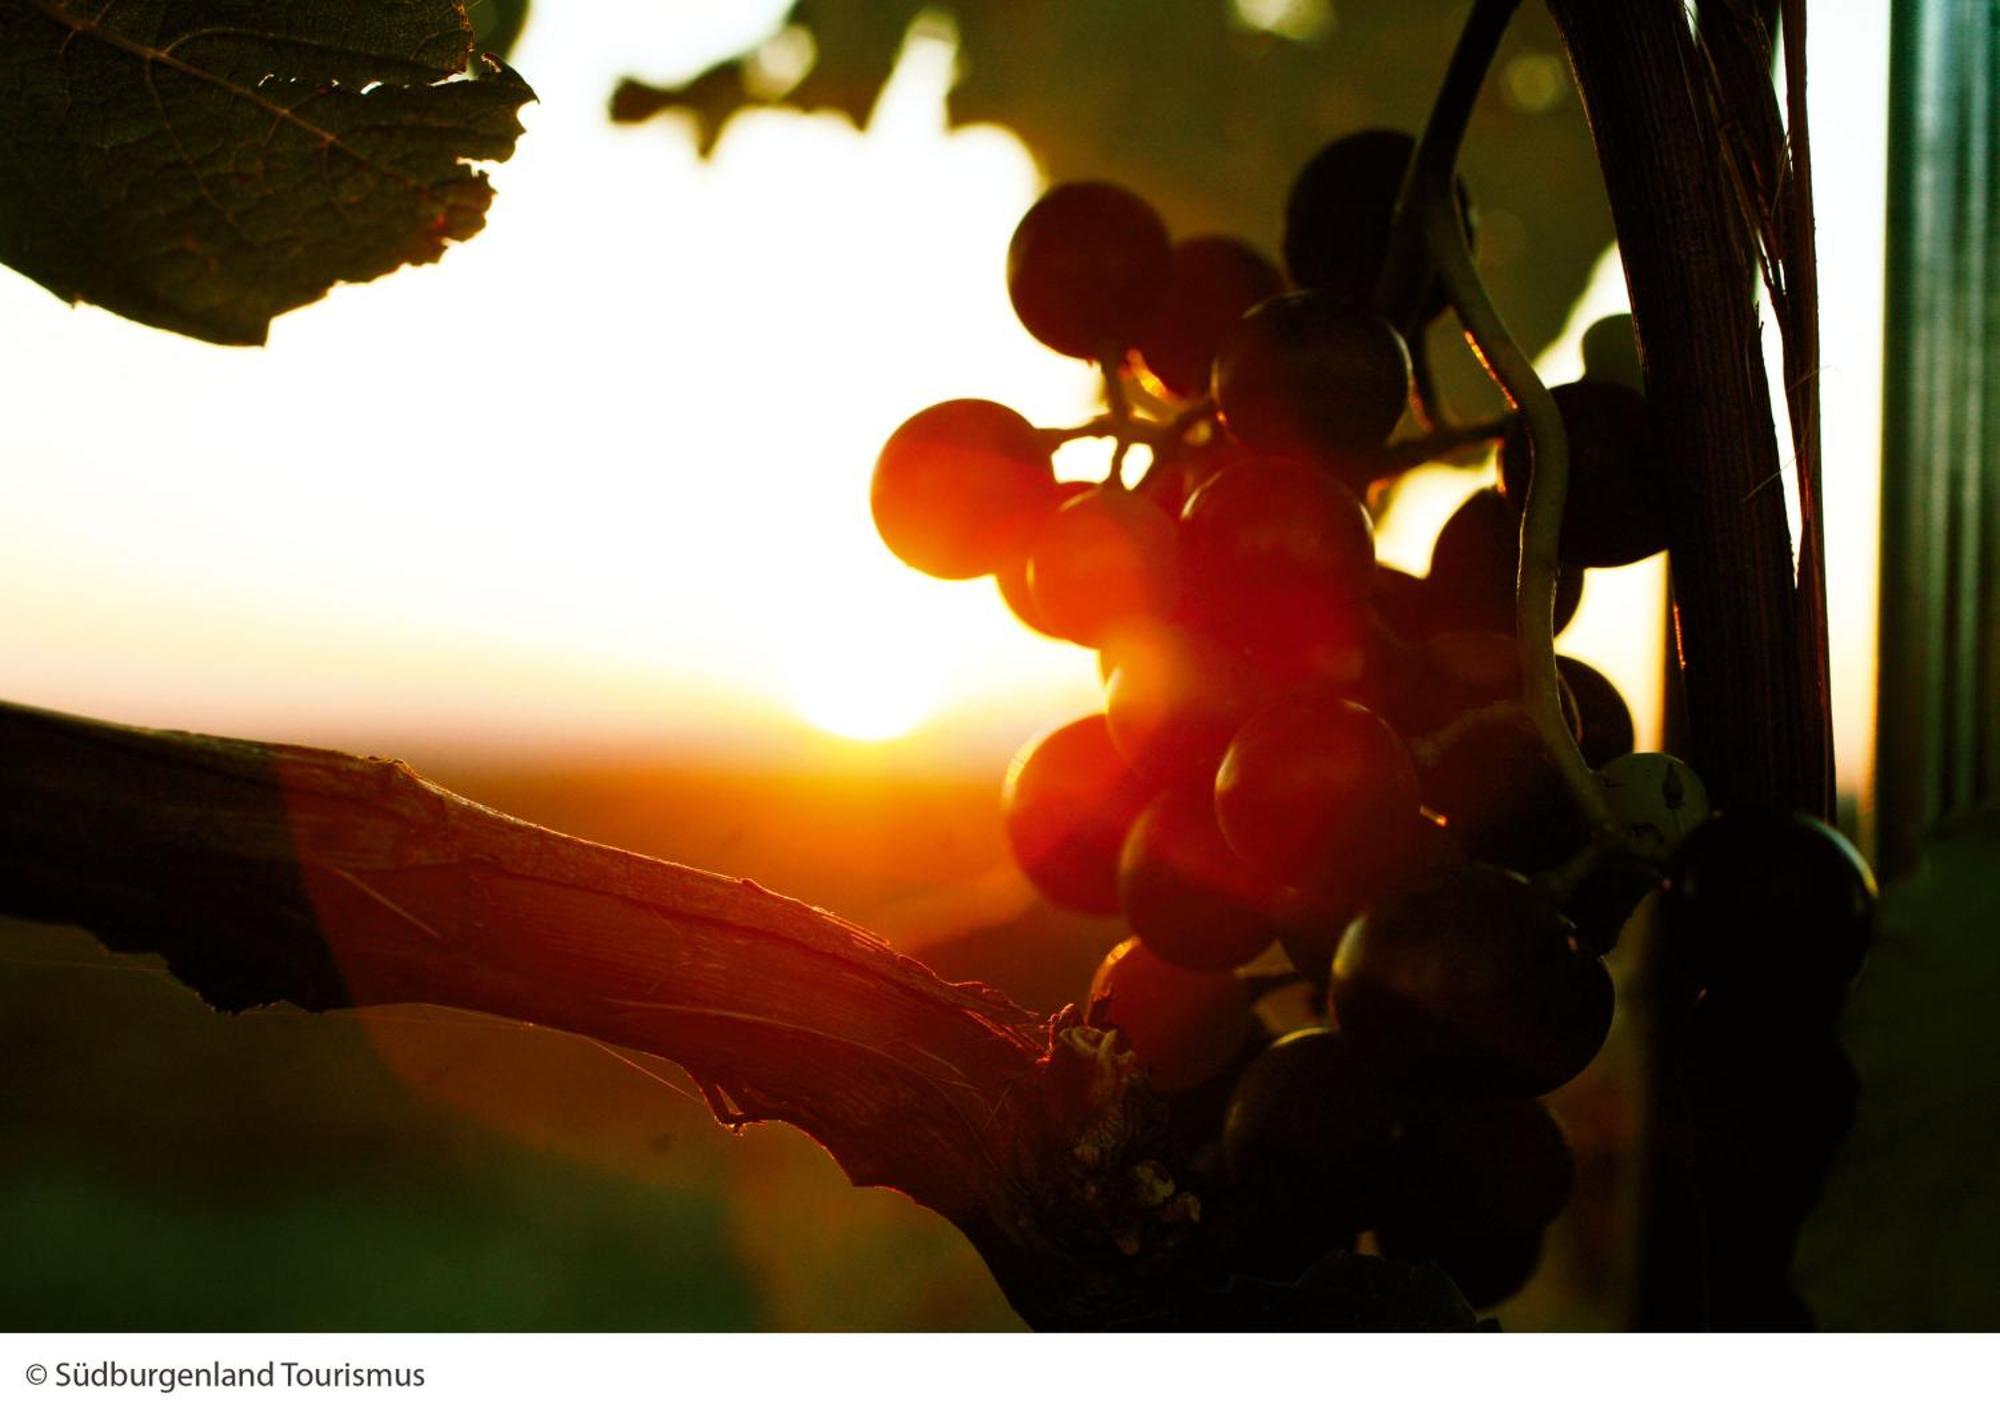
(0, 0), (536, 345)
(1796, 807), (2000, 1329)
(609, 0), (1612, 414)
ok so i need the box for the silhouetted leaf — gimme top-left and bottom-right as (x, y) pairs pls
(611, 0), (1612, 413)
(1797, 807), (2000, 1329)
(0, 0), (536, 344)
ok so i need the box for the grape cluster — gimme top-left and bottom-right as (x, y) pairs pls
(868, 133), (1873, 1313)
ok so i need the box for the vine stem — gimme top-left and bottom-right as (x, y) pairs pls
(1381, 0), (1618, 841)
(1375, 0), (1522, 327)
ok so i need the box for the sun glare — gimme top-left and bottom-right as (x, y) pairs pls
(0, 4), (1103, 758)
(0, 2), (1884, 790)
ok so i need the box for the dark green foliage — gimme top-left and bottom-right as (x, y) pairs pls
(0, 0), (535, 344)
(610, 0), (1611, 420)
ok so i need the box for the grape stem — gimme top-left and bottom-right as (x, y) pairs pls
(1374, 0), (1521, 330)
(1424, 203), (1616, 838)
(1385, 0), (1619, 840)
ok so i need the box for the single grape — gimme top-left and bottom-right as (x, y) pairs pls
(1211, 293), (1412, 476)
(1427, 486), (1584, 637)
(1386, 1098), (1576, 1237)
(1002, 715), (1152, 913)
(1331, 864), (1613, 1097)
(1276, 816), (1462, 988)
(871, 399), (1055, 579)
(1281, 128), (1476, 321)
(1222, 1028), (1397, 1270)
(1498, 380), (1668, 568)
(1420, 710), (1589, 874)
(1089, 938), (1257, 1092)
(1580, 313), (1643, 391)
(1008, 182), (1173, 359)
(1102, 624), (1276, 784)
(1119, 785), (1280, 972)
(1596, 752), (1709, 864)
(995, 481), (1096, 636)
(1215, 695), (1423, 898)
(1558, 656), (1635, 768)
(1663, 805), (1877, 1002)
(1137, 236), (1286, 398)
(1178, 456), (1378, 655)
(1026, 484), (1180, 646)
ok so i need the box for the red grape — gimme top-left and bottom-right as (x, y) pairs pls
(1002, 715), (1151, 913)
(871, 399), (1055, 579)
(1179, 456), (1377, 655)
(1101, 624), (1275, 784)
(1026, 485), (1180, 646)
(1089, 938), (1256, 1092)
(995, 481), (1095, 636)
(1118, 784), (1280, 972)
(1215, 695), (1422, 897)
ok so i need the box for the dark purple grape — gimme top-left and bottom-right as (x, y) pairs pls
(1498, 380), (1668, 568)
(1008, 182), (1172, 359)
(1428, 487), (1584, 637)
(1211, 292), (1411, 477)
(1119, 785), (1279, 972)
(1664, 806), (1876, 1004)
(1331, 864), (1612, 1097)
(1223, 1028), (1397, 1272)
(1386, 1099), (1576, 1237)
(871, 399), (1055, 579)
(1137, 236), (1286, 398)
(1281, 129), (1476, 322)
(1558, 656), (1635, 768)
(1277, 817), (1463, 988)
(1002, 715), (1151, 913)
(1420, 711), (1589, 874)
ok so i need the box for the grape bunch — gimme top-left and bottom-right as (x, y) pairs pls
(868, 132), (1874, 1315)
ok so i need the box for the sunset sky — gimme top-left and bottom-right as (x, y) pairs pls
(0, 0), (1886, 798)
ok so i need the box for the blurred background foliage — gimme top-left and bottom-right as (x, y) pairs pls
(608, 0), (1613, 421)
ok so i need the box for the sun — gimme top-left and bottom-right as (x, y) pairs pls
(783, 632), (945, 741)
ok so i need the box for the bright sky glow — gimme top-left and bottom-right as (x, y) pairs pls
(0, 1), (1887, 788)
(0, 3), (1102, 759)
